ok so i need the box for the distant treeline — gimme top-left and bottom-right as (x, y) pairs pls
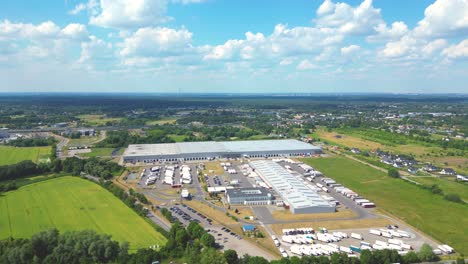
(96, 126), (262, 148)
(6, 137), (57, 147)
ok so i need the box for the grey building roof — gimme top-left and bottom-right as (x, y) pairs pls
(123, 139), (320, 158)
(250, 160), (334, 211)
(226, 187), (271, 199)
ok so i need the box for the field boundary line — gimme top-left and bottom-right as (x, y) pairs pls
(5, 197), (13, 238)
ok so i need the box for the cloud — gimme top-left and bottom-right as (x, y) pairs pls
(315, 0), (384, 35)
(341, 45), (360, 56)
(0, 20), (60, 39)
(316, 0), (334, 16)
(171, 0), (208, 4)
(297, 59), (317, 70)
(61, 24), (89, 40)
(0, 20), (88, 41)
(78, 36), (115, 70)
(422, 39), (447, 56)
(204, 24), (342, 61)
(120, 27), (193, 57)
(414, 0), (468, 38)
(442, 39), (468, 59)
(68, 0), (99, 15)
(381, 36), (417, 58)
(367, 21), (409, 42)
(89, 0), (171, 29)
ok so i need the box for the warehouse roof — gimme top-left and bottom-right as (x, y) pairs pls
(123, 139), (320, 157)
(226, 187), (271, 198)
(250, 160), (333, 210)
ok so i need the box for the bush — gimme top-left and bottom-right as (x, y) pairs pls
(444, 193), (463, 203)
(430, 184), (443, 195)
(418, 243), (438, 262)
(388, 168), (400, 178)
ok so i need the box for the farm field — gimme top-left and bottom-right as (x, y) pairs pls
(77, 114), (122, 126)
(314, 129), (441, 156)
(168, 134), (187, 142)
(409, 176), (468, 201)
(0, 146), (51, 165)
(302, 156), (468, 255)
(0, 176), (166, 250)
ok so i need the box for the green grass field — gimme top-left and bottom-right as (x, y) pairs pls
(302, 156), (468, 255)
(168, 134), (187, 142)
(0, 176), (166, 250)
(0, 146), (51, 166)
(78, 114), (122, 126)
(410, 176), (468, 201)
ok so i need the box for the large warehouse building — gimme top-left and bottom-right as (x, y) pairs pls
(122, 139), (321, 163)
(250, 160), (335, 214)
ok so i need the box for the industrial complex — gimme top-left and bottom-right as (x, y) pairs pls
(250, 160), (336, 214)
(122, 139), (321, 163)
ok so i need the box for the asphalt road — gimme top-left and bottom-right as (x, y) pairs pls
(147, 211), (171, 232)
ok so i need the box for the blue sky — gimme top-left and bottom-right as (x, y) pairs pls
(0, 0), (467, 93)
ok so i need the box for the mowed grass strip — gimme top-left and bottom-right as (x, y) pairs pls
(0, 176), (166, 250)
(0, 146), (51, 165)
(302, 156), (468, 255)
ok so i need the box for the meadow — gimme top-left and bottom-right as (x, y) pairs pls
(77, 114), (123, 126)
(0, 176), (167, 250)
(410, 176), (468, 201)
(0, 146), (51, 166)
(302, 156), (468, 255)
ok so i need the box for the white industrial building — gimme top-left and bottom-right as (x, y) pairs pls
(250, 160), (335, 214)
(122, 139), (321, 163)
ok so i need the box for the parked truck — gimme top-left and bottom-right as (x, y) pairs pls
(349, 246), (361, 253)
(350, 233), (363, 240)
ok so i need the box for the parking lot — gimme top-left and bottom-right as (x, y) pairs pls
(169, 203), (213, 226)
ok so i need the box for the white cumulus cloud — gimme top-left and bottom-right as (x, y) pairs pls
(341, 45), (360, 56)
(442, 39), (468, 59)
(367, 21), (409, 42)
(89, 0), (171, 29)
(414, 0), (468, 38)
(315, 0), (384, 35)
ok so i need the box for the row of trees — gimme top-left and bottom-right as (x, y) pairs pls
(1, 225), (454, 264)
(0, 160), (44, 181)
(99, 181), (150, 217)
(0, 157), (122, 184)
(6, 137), (57, 147)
